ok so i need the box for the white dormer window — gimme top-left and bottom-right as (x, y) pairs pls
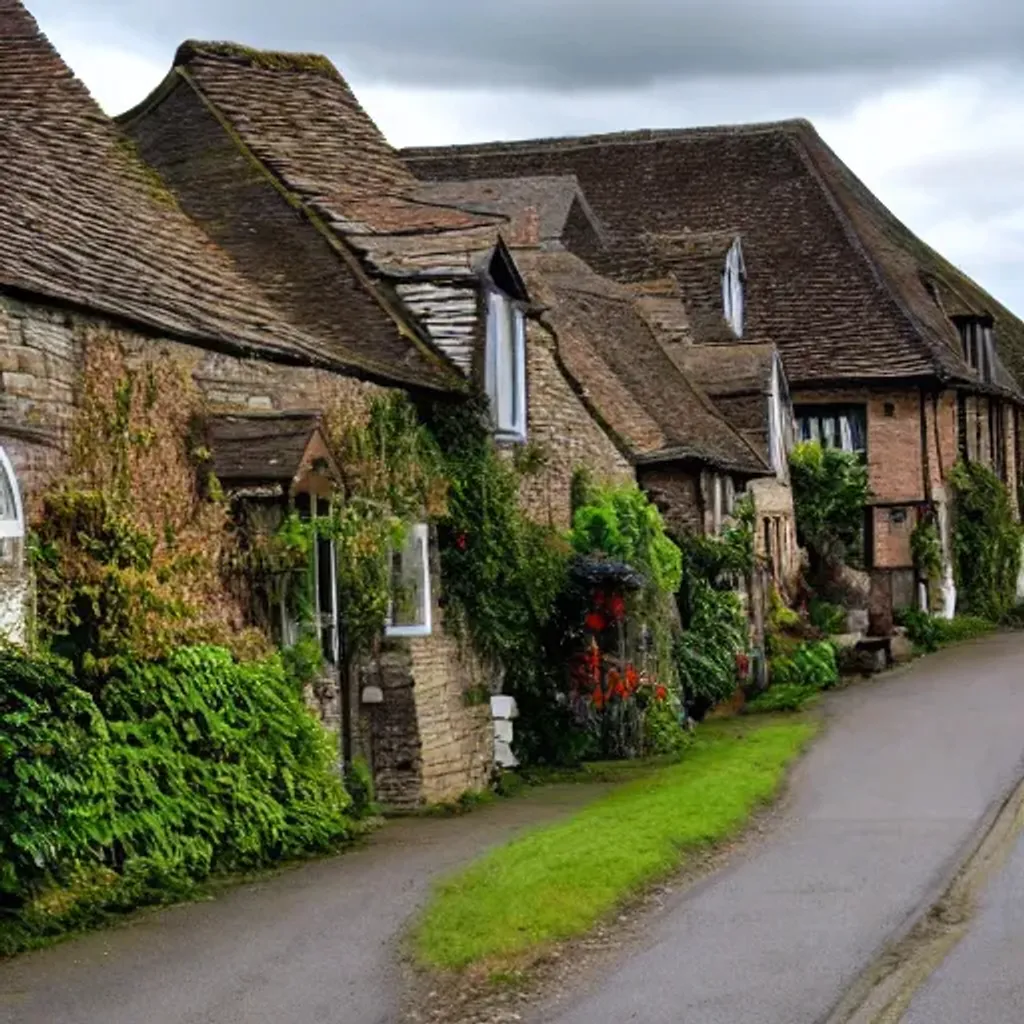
(485, 290), (527, 441)
(723, 238), (745, 338)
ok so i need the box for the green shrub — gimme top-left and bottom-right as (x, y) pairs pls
(0, 645), (352, 951)
(770, 640), (838, 691)
(641, 693), (690, 756)
(0, 652), (112, 899)
(675, 581), (747, 720)
(899, 609), (996, 652)
(790, 441), (870, 580)
(949, 461), (1022, 621)
(808, 599), (846, 635)
(898, 608), (943, 652)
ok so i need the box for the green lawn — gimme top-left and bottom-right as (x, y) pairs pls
(413, 715), (816, 971)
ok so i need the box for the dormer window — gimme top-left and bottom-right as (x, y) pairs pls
(485, 289), (527, 441)
(722, 238), (745, 338)
(954, 315), (995, 382)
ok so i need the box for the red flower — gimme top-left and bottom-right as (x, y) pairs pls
(608, 593), (626, 622)
(585, 611), (607, 633)
(592, 589), (607, 609)
(455, 532), (468, 551)
(592, 687), (605, 709)
(624, 664), (639, 693)
(655, 685), (668, 702)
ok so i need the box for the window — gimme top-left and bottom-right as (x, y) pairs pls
(724, 476), (736, 516)
(385, 523), (432, 638)
(0, 447), (23, 543)
(722, 238), (745, 338)
(954, 316), (995, 382)
(485, 290), (527, 441)
(796, 405), (867, 455)
(279, 492), (338, 663)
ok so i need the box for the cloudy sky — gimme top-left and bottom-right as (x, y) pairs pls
(28, 0), (1024, 316)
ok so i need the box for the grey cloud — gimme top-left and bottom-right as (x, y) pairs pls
(32, 0), (1024, 90)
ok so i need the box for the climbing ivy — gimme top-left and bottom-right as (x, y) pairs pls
(949, 460), (1022, 621)
(30, 336), (264, 675)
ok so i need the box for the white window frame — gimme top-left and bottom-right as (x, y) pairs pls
(485, 289), (528, 442)
(0, 447), (24, 540)
(385, 522), (433, 639)
(722, 238), (745, 339)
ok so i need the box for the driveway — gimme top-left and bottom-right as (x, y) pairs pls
(532, 631), (1024, 1024)
(2, 633), (1024, 1024)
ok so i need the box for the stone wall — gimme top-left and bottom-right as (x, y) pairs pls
(637, 464), (704, 536)
(516, 319), (633, 528)
(0, 293), (497, 808)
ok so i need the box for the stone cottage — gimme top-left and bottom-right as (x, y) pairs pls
(0, 2), (515, 809)
(404, 120), (1024, 621)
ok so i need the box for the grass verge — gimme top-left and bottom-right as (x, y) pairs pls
(413, 714), (816, 972)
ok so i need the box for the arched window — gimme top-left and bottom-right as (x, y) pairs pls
(722, 238), (745, 338)
(0, 446), (24, 548)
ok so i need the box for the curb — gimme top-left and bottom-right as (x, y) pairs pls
(818, 761), (1024, 1024)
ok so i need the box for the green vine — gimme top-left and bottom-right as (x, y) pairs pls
(949, 460), (1022, 621)
(910, 515), (942, 585)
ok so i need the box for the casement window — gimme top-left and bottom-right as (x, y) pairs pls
(722, 238), (745, 339)
(796, 404), (867, 455)
(285, 492), (339, 665)
(485, 290), (528, 441)
(0, 447), (24, 556)
(385, 523), (432, 638)
(954, 316), (995, 382)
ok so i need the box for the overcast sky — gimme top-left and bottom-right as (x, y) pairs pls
(28, 0), (1024, 317)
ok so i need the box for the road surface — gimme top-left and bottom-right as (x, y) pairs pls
(2, 632), (1024, 1024)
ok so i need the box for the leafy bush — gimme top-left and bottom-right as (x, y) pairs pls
(675, 581), (747, 720)
(0, 652), (112, 900)
(770, 640), (839, 691)
(808, 599), (846, 635)
(0, 646), (352, 951)
(790, 441), (870, 581)
(570, 482), (683, 594)
(345, 756), (378, 819)
(949, 461), (1022, 621)
(899, 609), (996, 653)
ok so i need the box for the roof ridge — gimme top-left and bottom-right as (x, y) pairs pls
(402, 119), (813, 158)
(174, 40), (342, 79)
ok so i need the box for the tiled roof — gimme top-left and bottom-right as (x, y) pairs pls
(519, 250), (768, 474)
(0, 1), (359, 369)
(123, 40), (520, 381)
(674, 343), (777, 399)
(414, 176), (608, 250)
(403, 121), (1024, 396)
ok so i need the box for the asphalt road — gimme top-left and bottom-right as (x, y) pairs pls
(0, 782), (614, 1024)
(532, 632), (1024, 1024)
(902, 825), (1024, 1023)
(2, 633), (1023, 1024)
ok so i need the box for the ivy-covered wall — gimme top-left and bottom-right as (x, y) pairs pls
(0, 294), (500, 807)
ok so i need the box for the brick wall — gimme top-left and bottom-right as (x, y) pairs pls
(516, 320), (633, 528)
